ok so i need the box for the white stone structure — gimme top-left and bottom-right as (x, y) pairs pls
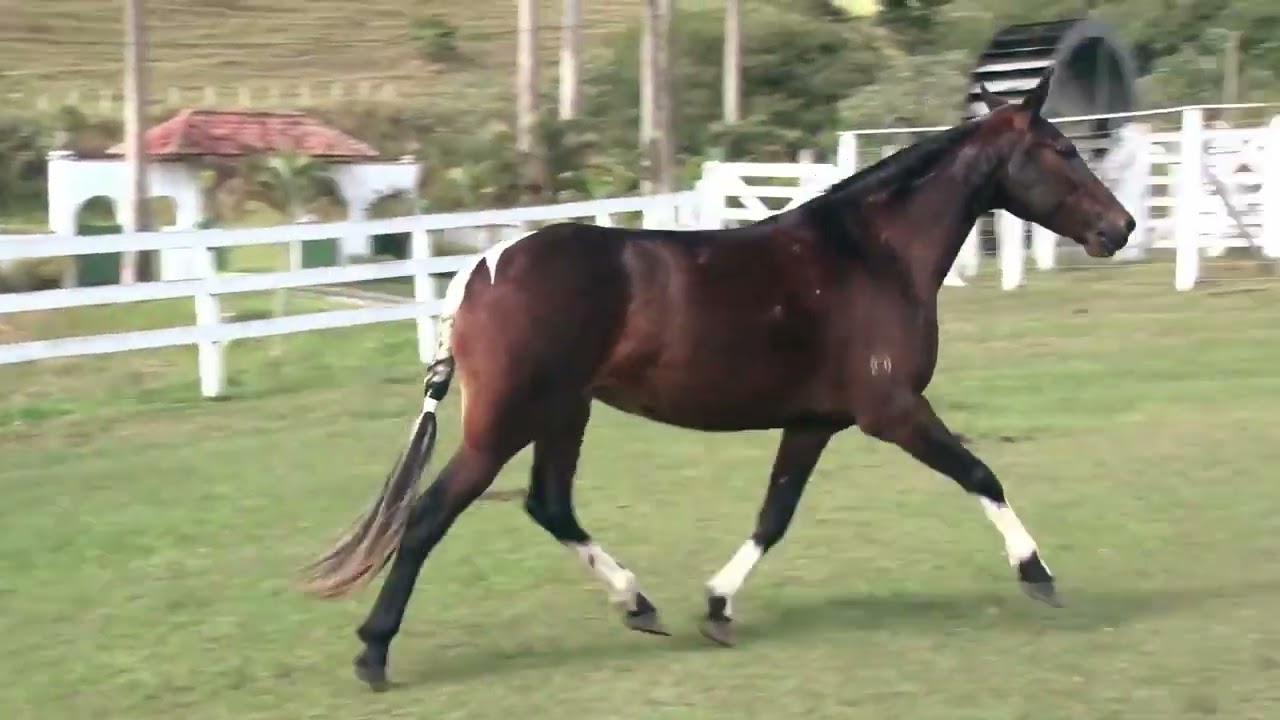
(45, 150), (420, 281)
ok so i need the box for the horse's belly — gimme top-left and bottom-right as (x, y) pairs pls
(590, 355), (814, 431)
(591, 387), (780, 431)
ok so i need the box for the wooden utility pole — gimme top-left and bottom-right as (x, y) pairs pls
(1223, 31), (1241, 105)
(516, 0), (540, 191)
(559, 0), (581, 119)
(639, 3), (654, 190)
(122, 0), (150, 284)
(642, 0), (675, 193)
(723, 0), (741, 124)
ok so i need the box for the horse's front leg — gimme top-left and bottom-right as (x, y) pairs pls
(863, 392), (1061, 607)
(701, 427), (835, 646)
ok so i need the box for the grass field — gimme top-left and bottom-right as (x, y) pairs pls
(2, 264), (1280, 719)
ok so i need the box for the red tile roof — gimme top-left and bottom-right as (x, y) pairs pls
(106, 109), (381, 160)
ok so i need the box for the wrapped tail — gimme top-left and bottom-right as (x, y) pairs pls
(301, 357), (455, 599)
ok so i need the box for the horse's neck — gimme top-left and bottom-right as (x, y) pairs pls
(895, 153), (1000, 294)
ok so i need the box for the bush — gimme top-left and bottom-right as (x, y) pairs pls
(0, 118), (50, 215)
(0, 257), (69, 292)
(409, 15), (463, 64)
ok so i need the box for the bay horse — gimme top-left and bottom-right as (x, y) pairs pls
(302, 68), (1134, 691)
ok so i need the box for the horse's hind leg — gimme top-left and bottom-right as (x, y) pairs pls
(701, 427), (834, 646)
(523, 396), (668, 636)
(354, 415), (532, 690)
(862, 392), (1060, 607)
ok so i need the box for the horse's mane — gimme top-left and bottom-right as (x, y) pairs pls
(815, 116), (989, 205)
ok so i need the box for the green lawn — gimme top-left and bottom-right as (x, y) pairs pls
(2, 263), (1279, 719)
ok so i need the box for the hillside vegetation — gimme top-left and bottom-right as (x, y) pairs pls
(2, 0), (661, 105)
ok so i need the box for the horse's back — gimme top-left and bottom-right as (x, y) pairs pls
(448, 222), (636, 384)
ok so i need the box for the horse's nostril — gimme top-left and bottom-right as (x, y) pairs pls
(1123, 214), (1136, 235)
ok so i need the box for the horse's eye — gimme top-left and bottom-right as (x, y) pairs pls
(1056, 144), (1079, 159)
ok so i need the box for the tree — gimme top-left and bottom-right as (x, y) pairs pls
(247, 151), (336, 224)
(241, 150), (338, 354)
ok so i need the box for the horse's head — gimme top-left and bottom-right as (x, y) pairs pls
(979, 68), (1134, 258)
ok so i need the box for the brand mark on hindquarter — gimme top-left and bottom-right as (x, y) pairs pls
(869, 354), (893, 376)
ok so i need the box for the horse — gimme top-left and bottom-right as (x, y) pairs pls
(301, 67), (1135, 691)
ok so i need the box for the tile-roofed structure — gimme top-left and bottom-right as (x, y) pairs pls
(105, 109), (381, 160)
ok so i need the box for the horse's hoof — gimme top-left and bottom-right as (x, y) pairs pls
(1015, 553), (1062, 608)
(624, 609), (670, 636)
(353, 650), (390, 692)
(699, 618), (736, 647)
(623, 592), (670, 636)
(1019, 580), (1064, 608)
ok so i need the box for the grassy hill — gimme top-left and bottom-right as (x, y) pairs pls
(2, 0), (726, 114)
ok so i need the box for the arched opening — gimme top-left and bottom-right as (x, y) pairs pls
(149, 196), (178, 229)
(308, 174), (349, 223)
(76, 195), (118, 233)
(367, 191), (415, 219)
(367, 191), (415, 260)
(73, 196), (154, 285)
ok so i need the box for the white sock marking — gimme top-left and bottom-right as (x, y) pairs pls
(706, 540), (764, 617)
(565, 542), (639, 610)
(422, 397), (438, 413)
(979, 497), (1042, 568)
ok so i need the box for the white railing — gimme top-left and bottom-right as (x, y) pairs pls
(0, 192), (697, 397)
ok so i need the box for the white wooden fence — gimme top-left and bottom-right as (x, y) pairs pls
(0, 193), (697, 397)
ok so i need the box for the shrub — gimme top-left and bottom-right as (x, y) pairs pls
(409, 15), (463, 64)
(0, 257), (70, 292)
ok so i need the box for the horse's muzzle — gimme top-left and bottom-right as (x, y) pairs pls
(1082, 212), (1135, 258)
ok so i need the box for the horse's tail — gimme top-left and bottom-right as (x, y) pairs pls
(301, 262), (477, 599)
(300, 357), (454, 599)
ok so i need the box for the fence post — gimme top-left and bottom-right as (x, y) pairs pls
(674, 190), (698, 229)
(997, 211), (1025, 290)
(835, 132), (858, 175)
(698, 162), (725, 229)
(193, 241), (226, 398)
(1263, 116), (1280, 258)
(1114, 122), (1152, 261)
(412, 228), (438, 364)
(640, 195), (675, 229)
(956, 226), (980, 278)
(1030, 223), (1057, 270)
(1175, 108), (1203, 291)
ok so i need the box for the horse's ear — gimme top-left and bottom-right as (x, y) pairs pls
(976, 82), (1007, 112)
(1020, 66), (1055, 117)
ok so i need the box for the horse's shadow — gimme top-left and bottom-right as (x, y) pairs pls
(392, 578), (1280, 688)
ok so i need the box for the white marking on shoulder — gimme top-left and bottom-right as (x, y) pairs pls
(441, 256), (483, 317)
(438, 230), (536, 317)
(870, 353), (893, 376)
(482, 230), (536, 282)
